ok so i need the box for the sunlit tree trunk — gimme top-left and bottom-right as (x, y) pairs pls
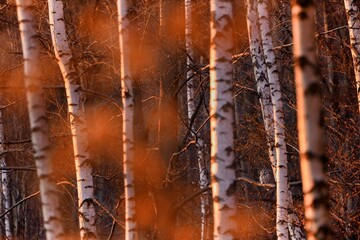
(258, 1), (289, 239)
(16, 0), (64, 238)
(343, 0), (360, 112)
(210, 0), (237, 238)
(248, 2), (304, 239)
(185, 0), (208, 239)
(0, 110), (12, 240)
(291, 1), (332, 240)
(245, 0), (275, 173)
(47, 0), (97, 238)
(117, 0), (138, 239)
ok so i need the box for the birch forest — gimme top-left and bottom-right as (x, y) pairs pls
(0, 0), (359, 239)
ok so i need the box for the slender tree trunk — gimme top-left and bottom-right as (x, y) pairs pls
(291, 1), (332, 240)
(245, 0), (275, 173)
(47, 1), (97, 238)
(210, 0), (237, 238)
(0, 110), (12, 240)
(287, 189), (306, 240)
(117, 0), (138, 239)
(343, 0), (360, 112)
(247, 2), (305, 239)
(257, 1), (289, 239)
(184, 0), (208, 239)
(16, 0), (64, 238)
(321, 1), (334, 95)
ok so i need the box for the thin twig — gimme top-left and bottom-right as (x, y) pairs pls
(0, 191), (40, 219)
(0, 181), (75, 219)
(107, 220), (117, 240)
(251, 214), (274, 234)
(0, 98), (26, 110)
(165, 140), (196, 183)
(79, 88), (123, 113)
(93, 198), (125, 230)
(172, 186), (211, 213)
(106, 198), (122, 240)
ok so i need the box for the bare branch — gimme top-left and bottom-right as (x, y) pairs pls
(172, 186), (211, 213)
(237, 177), (302, 188)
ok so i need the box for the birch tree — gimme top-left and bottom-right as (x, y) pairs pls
(185, 0), (208, 238)
(245, 0), (275, 173)
(0, 109), (12, 240)
(343, 0), (360, 112)
(247, 1), (304, 239)
(117, 0), (138, 238)
(47, 0), (97, 238)
(291, 1), (332, 239)
(16, 0), (64, 238)
(210, 0), (237, 238)
(258, 0), (289, 238)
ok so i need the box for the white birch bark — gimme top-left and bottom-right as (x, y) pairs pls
(248, 2), (305, 239)
(245, 0), (276, 173)
(0, 110), (12, 240)
(47, 1), (97, 238)
(196, 138), (208, 239)
(185, 0), (208, 239)
(117, 0), (138, 239)
(287, 189), (306, 240)
(210, 0), (237, 238)
(291, 1), (332, 240)
(185, 0), (195, 122)
(16, 0), (64, 238)
(343, 0), (360, 112)
(258, 1), (289, 239)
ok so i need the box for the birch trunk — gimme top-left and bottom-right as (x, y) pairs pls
(117, 0), (138, 239)
(258, 1), (289, 239)
(247, 2), (305, 239)
(210, 0), (237, 238)
(291, 1), (332, 239)
(343, 0), (360, 112)
(287, 189), (306, 240)
(0, 110), (12, 240)
(185, 0), (208, 239)
(245, 0), (275, 173)
(16, 0), (64, 238)
(47, 1), (97, 238)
